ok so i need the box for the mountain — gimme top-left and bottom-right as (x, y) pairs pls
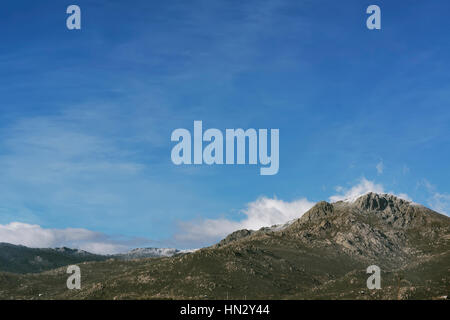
(0, 243), (108, 274)
(0, 193), (448, 300)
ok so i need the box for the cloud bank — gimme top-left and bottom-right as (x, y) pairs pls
(175, 197), (315, 246)
(0, 222), (131, 254)
(3, 178), (439, 252)
(0, 196), (316, 252)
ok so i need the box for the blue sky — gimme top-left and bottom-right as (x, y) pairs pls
(0, 0), (449, 253)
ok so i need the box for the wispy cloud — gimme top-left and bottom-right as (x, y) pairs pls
(376, 161), (384, 175)
(0, 104), (172, 231)
(0, 111), (144, 184)
(419, 179), (450, 215)
(402, 165), (410, 175)
(428, 193), (450, 215)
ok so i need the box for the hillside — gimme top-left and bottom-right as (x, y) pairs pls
(0, 193), (449, 300)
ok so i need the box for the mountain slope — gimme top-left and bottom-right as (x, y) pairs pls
(0, 193), (448, 300)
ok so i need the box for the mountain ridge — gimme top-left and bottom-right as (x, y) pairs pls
(0, 244), (189, 274)
(0, 192), (448, 299)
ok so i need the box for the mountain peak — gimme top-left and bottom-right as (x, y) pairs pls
(336, 191), (412, 204)
(352, 192), (411, 210)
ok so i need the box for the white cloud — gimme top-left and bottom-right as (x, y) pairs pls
(329, 178), (385, 202)
(329, 177), (412, 203)
(376, 161), (384, 175)
(0, 222), (129, 254)
(175, 197), (315, 245)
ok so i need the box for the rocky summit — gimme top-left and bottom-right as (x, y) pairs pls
(0, 193), (448, 300)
